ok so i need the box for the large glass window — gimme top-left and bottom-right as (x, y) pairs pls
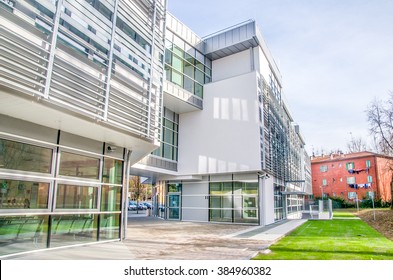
(274, 185), (285, 221)
(102, 158), (122, 185)
(233, 182), (258, 224)
(59, 152), (100, 179)
(56, 184), (98, 209)
(100, 213), (120, 240)
(210, 182), (232, 223)
(101, 186), (121, 211)
(165, 33), (211, 98)
(152, 108), (179, 161)
(50, 214), (98, 247)
(0, 179), (49, 209)
(0, 138), (52, 173)
(0, 215), (49, 255)
(210, 181), (258, 224)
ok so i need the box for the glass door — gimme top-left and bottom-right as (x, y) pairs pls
(167, 193), (181, 220)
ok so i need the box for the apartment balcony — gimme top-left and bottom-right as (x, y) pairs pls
(163, 81), (203, 113)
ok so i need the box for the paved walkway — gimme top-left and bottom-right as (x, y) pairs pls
(3, 217), (307, 260)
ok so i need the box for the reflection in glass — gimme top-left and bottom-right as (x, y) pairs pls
(56, 184), (97, 209)
(0, 138), (52, 173)
(0, 179), (49, 209)
(102, 158), (123, 185)
(100, 213), (120, 240)
(210, 182), (258, 224)
(50, 214), (98, 247)
(168, 207), (179, 219)
(59, 152), (100, 179)
(168, 183), (181, 193)
(101, 186), (121, 211)
(0, 215), (48, 255)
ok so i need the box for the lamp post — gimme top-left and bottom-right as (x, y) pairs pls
(320, 185), (325, 200)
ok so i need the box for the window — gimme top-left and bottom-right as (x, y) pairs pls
(346, 162), (354, 170)
(101, 186), (121, 211)
(102, 158), (122, 185)
(367, 175), (373, 183)
(274, 185), (285, 221)
(366, 191), (374, 199)
(56, 184), (98, 209)
(0, 179), (49, 209)
(165, 34), (211, 98)
(347, 177), (356, 184)
(322, 179), (327, 186)
(116, 18), (151, 53)
(210, 182), (257, 223)
(85, 0), (113, 20)
(152, 108), (179, 162)
(348, 192), (357, 199)
(59, 152), (100, 179)
(0, 138), (52, 173)
(366, 160), (371, 168)
(320, 165), (328, 172)
(168, 183), (181, 193)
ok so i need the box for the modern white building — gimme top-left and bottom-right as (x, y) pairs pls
(132, 14), (312, 225)
(0, 0), (311, 258)
(0, 0), (165, 257)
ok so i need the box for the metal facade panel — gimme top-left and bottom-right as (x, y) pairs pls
(204, 20), (258, 60)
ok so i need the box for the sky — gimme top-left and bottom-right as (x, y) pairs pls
(167, 0), (393, 155)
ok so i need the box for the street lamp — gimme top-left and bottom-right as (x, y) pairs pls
(320, 185), (325, 200)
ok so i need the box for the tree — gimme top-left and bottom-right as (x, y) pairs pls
(367, 92), (393, 209)
(346, 135), (368, 153)
(129, 176), (152, 213)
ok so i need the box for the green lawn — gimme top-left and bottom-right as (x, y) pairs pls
(254, 219), (393, 260)
(332, 211), (357, 218)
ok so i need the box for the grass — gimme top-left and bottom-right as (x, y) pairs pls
(332, 211), (357, 218)
(254, 218), (393, 260)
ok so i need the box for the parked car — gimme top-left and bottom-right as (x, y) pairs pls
(128, 202), (137, 211)
(142, 202), (152, 209)
(137, 203), (147, 210)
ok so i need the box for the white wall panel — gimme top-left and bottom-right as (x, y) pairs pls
(178, 71), (261, 175)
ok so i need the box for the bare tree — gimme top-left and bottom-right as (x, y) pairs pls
(346, 135), (368, 153)
(367, 93), (393, 155)
(367, 92), (393, 208)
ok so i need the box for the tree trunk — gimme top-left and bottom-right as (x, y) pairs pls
(391, 178), (393, 210)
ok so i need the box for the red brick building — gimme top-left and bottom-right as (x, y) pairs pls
(311, 152), (393, 203)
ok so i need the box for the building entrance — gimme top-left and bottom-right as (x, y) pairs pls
(167, 193), (181, 220)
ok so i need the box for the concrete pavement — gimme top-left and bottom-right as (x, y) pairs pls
(2, 216), (307, 260)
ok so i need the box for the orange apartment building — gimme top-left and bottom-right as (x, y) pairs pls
(311, 152), (393, 203)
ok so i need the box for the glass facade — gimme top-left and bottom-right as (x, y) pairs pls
(152, 108), (179, 162)
(274, 184), (285, 221)
(0, 179), (49, 209)
(0, 138), (52, 173)
(59, 152), (100, 179)
(287, 195), (303, 215)
(209, 181), (258, 224)
(165, 30), (211, 98)
(0, 136), (124, 257)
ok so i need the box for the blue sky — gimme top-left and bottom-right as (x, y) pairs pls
(167, 0), (393, 155)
